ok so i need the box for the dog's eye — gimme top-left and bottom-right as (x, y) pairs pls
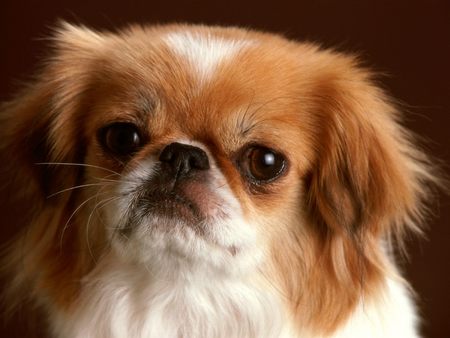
(241, 145), (286, 183)
(100, 123), (143, 156)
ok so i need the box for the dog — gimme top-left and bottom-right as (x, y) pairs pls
(0, 23), (437, 337)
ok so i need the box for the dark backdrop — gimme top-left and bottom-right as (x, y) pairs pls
(1, 1), (449, 337)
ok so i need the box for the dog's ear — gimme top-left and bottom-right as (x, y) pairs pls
(305, 62), (434, 251)
(0, 23), (106, 220)
(0, 24), (108, 319)
(294, 60), (439, 333)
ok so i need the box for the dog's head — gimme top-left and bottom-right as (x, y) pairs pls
(0, 23), (434, 334)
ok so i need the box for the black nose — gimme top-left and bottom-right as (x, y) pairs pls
(159, 142), (210, 179)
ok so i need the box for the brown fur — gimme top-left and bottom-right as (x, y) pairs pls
(0, 23), (436, 336)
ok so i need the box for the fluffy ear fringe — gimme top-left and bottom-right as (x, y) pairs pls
(0, 22), (104, 321)
(284, 62), (442, 334)
(0, 22), (105, 197)
(50, 21), (107, 52)
(305, 65), (439, 254)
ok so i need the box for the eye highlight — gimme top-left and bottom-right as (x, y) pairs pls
(239, 145), (287, 183)
(99, 122), (144, 156)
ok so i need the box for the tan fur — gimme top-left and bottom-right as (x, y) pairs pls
(0, 23), (436, 337)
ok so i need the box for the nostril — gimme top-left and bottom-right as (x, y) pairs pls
(190, 153), (209, 170)
(159, 146), (174, 163)
(189, 157), (197, 169)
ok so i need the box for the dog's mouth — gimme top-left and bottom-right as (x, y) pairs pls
(143, 190), (204, 225)
(119, 178), (225, 238)
(113, 166), (250, 262)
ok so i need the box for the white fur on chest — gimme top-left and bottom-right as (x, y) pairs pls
(51, 255), (419, 338)
(328, 278), (420, 338)
(294, 277), (420, 338)
(52, 253), (283, 338)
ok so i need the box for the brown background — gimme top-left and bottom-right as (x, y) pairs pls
(1, 1), (449, 337)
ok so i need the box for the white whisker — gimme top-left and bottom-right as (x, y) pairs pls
(85, 196), (118, 263)
(36, 162), (122, 177)
(59, 192), (108, 251)
(47, 183), (110, 198)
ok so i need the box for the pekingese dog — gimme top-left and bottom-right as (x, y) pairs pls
(0, 23), (437, 338)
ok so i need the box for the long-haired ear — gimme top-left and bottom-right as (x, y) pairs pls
(0, 22), (106, 208)
(295, 64), (439, 334)
(305, 63), (435, 253)
(0, 23), (106, 322)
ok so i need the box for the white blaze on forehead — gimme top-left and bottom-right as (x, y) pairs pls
(164, 31), (252, 84)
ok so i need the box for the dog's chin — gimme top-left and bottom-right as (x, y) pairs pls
(108, 198), (260, 272)
(111, 218), (256, 274)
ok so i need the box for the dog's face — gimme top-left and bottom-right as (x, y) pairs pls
(1, 23), (431, 334)
(41, 25), (321, 271)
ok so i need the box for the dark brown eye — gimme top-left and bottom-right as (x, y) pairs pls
(241, 145), (286, 182)
(100, 123), (143, 156)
